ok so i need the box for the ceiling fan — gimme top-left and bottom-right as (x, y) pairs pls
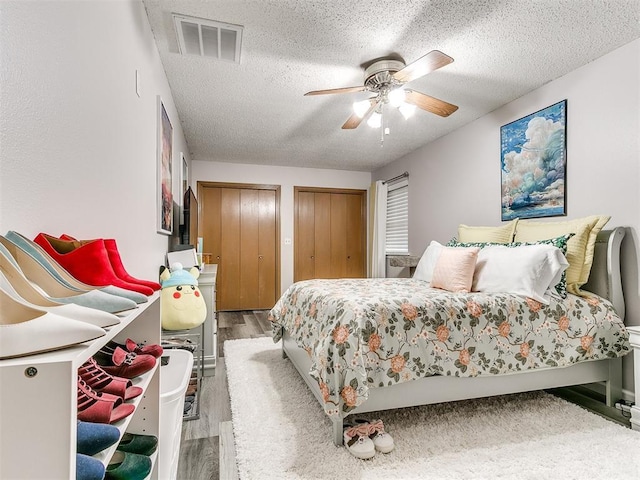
(305, 50), (458, 130)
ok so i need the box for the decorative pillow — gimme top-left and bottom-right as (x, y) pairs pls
(412, 241), (444, 283)
(514, 215), (609, 295)
(431, 247), (480, 293)
(448, 234), (574, 297)
(457, 219), (518, 244)
(472, 244), (569, 304)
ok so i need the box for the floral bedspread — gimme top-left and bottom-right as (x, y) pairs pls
(268, 278), (629, 417)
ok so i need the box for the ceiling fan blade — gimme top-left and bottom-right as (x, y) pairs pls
(304, 86), (367, 96)
(392, 50), (454, 83)
(342, 98), (379, 129)
(404, 89), (458, 117)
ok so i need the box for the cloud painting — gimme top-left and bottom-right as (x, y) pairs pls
(501, 100), (566, 220)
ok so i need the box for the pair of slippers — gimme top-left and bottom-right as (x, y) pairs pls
(343, 417), (394, 459)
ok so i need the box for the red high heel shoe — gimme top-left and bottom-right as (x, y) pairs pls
(33, 234), (153, 296)
(61, 235), (160, 291)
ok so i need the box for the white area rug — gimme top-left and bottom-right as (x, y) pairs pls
(225, 337), (640, 480)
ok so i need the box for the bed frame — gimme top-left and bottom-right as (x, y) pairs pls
(281, 227), (627, 445)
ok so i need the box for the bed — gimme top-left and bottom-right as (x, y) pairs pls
(269, 227), (629, 445)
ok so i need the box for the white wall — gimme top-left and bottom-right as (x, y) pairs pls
(191, 161), (371, 293)
(0, 0), (188, 279)
(374, 39), (640, 396)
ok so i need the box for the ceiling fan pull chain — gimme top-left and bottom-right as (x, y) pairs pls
(380, 107), (385, 147)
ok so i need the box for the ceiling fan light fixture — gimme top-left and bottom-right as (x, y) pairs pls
(399, 103), (416, 120)
(353, 99), (371, 118)
(388, 88), (406, 107)
(367, 111), (382, 128)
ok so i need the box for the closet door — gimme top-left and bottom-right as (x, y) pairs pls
(314, 193), (332, 279)
(345, 192), (365, 277)
(220, 188), (241, 310)
(257, 190), (277, 308)
(199, 182), (279, 311)
(330, 193), (348, 278)
(296, 191), (316, 282)
(294, 187), (366, 282)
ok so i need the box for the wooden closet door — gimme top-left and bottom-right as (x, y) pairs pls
(258, 190), (277, 308)
(345, 192), (365, 277)
(200, 186), (222, 306)
(240, 189), (260, 308)
(220, 188), (241, 310)
(294, 187), (366, 282)
(296, 191), (316, 282)
(200, 182), (280, 311)
(314, 193), (332, 279)
(330, 193), (348, 278)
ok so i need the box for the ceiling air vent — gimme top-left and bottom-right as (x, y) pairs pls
(172, 13), (243, 64)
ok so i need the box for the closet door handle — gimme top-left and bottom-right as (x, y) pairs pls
(258, 255), (263, 259)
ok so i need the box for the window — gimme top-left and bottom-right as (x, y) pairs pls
(385, 178), (408, 254)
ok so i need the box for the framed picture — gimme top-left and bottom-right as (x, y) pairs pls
(182, 154), (188, 202)
(157, 96), (173, 235)
(179, 152), (188, 225)
(500, 99), (567, 221)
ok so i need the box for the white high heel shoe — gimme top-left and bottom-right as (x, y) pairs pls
(0, 289), (105, 359)
(0, 246), (120, 328)
(0, 270), (120, 328)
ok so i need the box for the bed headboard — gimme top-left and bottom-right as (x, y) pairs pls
(582, 227), (626, 320)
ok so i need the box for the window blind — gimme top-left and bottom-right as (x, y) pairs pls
(386, 178), (408, 254)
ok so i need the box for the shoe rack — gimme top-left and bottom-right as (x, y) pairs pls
(0, 294), (161, 480)
(161, 325), (204, 421)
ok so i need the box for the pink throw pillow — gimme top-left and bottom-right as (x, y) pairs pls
(431, 247), (480, 293)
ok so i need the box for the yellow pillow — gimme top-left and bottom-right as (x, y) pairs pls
(458, 219), (518, 244)
(514, 215), (610, 295)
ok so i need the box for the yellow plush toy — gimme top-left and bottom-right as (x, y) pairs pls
(160, 262), (207, 331)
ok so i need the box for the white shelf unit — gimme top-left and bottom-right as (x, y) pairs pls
(0, 293), (161, 480)
(199, 264), (217, 375)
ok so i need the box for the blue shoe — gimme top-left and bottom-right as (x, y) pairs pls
(77, 421), (121, 456)
(76, 453), (105, 480)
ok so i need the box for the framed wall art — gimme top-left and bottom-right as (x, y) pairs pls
(179, 152), (188, 225)
(157, 96), (173, 235)
(500, 99), (567, 221)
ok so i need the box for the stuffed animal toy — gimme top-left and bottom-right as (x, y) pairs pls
(159, 262), (207, 331)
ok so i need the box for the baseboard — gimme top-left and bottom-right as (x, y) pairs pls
(547, 385), (631, 427)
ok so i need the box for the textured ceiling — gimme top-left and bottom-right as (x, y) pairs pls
(143, 0), (640, 172)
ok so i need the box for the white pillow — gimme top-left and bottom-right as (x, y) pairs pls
(472, 244), (569, 304)
(412, 241), (444, 283)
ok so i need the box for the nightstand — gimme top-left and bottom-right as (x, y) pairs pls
(627, 325), (640, 430)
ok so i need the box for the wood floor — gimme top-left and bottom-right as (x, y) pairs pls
(176, 310), (271, 480)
